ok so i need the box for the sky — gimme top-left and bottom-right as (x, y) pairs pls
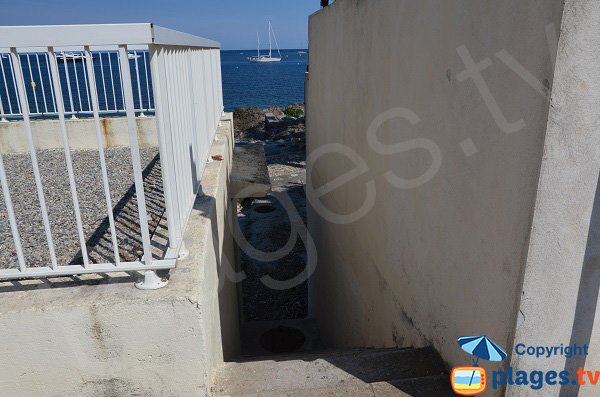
(0, 0), (320, 50)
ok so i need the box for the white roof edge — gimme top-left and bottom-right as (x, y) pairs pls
(0, 23), (220, 49)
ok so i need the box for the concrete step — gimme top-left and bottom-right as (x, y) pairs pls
(211, 347), (449, 397)
(372, 375), (455, 396)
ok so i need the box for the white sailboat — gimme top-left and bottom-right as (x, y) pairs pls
(248, 21), (281, 63)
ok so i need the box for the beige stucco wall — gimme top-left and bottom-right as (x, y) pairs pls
(0, 116), (158, 153)
(307, 0), (573, 392)
(0, 114), (239, 397)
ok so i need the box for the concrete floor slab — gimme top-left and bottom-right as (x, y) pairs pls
(212, 347), (448, 396)
(259, 382), (375, 397)
(373, 375), (455, 397)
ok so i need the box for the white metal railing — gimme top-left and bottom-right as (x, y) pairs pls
(0, 24), (223, 287)
(0, 49), (154, 120)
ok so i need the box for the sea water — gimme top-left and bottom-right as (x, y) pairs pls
(221, 49), (308, 111)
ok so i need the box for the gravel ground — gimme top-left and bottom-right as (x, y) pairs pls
(237, 114), (308, 321)
(0, 147), (167, 270)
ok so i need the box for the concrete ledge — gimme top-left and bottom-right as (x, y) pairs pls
(230, 143), (271, 198)
(0, 113), (238, 397)
(0, 116), (158, 153)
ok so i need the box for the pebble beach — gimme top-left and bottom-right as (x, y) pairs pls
(0, 147), (165, 270)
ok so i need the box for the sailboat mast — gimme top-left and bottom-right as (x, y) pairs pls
(257, 32), (260, 57)
(270, 23), (282, 59)
(269, 21), (272, 58)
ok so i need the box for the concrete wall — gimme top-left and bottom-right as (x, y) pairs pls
(508, 2), (600, 397)
(0, 116), (158, 153)
(0, 114), (239, 397)
(307, 0), (571, 388)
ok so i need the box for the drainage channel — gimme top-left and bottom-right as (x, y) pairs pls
(234, 131), (317, 357)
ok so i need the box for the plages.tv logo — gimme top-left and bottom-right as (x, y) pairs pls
(451, 335), (508, 396)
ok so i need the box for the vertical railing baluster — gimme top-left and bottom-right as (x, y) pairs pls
(117, 53), (125, 110)
(117, 45), (152, 266)
(216, 49), (223, 113)
(82, 54), (92, 113)
(212, 50), (218, 128)
(0, 66), (6, 121)
(176, 49), (191, 218)
(45, 54), (57, 114)
(204, 50), (212, 130)
(35, 54), (49, 114)
(211, 50), (218, 121)
(184, 48), (194, 188)
(208, 50), (216, 131)
(190, 50), (200, 143)
(186, 48), (201, 190)
(166, 49), (184, 230)
(209, 50), (214, 126)
(0, 153), (26, 271)
(47, 47), (89, 268)
(83, 46), (121, 266)
(62, 53), (76, 118)
(201, 49), (211, 150)
(133, 50), (145, 117)
(8, 55), (22, 114)
(108, 52), (118, 111)
(213, 49), (221, 120)
(149, 44), (181, 249)
(72, 56), (83, 113)
(142, 51), (151, 112)
(195, 50), (208, 151)
(166, 47), (185, 240)
(0, 56), (14, 117)
(26, 54), (40, 115)
(10, 47), (57, 269)
(107, 51), (118, 112)
(99, 52), (109, 113)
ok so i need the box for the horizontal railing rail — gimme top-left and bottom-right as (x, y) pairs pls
(0, 23), (221, 48)
(0, 24), (223, 287)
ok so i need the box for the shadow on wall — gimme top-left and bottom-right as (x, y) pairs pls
(560, 171), (600, 397)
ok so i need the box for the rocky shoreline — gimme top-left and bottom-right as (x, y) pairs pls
(233, 104), (305, 139)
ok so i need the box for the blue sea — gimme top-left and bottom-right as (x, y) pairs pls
(0, 49), (307, 118)
(221, 49), (308, 111)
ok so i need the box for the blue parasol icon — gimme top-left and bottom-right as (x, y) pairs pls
(458, 335), (507, 365)
(458, 335), (508, 387)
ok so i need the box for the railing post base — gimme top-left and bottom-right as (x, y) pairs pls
(138, 112), (147, 118)
(0, 118), (8, 123)
(178, 241), (190, 260)
(135, 270), (168, 290)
